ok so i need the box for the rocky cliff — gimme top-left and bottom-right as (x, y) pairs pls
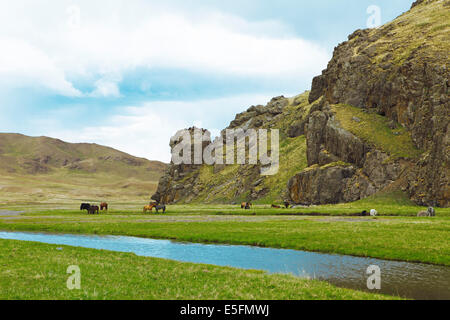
(153, 0), (449, 207)
(304, 0), (449, 206)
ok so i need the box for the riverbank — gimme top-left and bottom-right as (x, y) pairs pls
(0, 239), (395, 300)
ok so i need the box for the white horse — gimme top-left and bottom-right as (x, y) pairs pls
(370, 209), (378, 217)
(418, 207), (436, 217)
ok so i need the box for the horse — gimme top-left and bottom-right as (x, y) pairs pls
(143, 203), (157, 213)
(80, 203), (90, 211)
(155, 205), (166, 214)
(271, 204), (281, 209)
(241, 202), (252, 209)
(370, 209), (378, 217)
(284, 201), (290, 209)
(100, 202), (108, 211)
(88, 205), (99, 215)
(418, 207), (436, 217)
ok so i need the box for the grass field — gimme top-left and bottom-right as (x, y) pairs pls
(0, 239), (396, 300)
(0, 172), (159, 206)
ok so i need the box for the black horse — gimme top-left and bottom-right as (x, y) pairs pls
(155, 205), (166, 214)
(80, 203), (91, 212)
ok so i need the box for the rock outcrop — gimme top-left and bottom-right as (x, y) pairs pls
(291, 0), (449, 207)
(288, 164), (356, 205)
(287, 99), (411, 205)
(152, 127), (211, 204)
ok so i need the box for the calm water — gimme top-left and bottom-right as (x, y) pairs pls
(0, 231), (449, 300)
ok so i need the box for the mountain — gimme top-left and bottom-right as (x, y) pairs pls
(0, 133), (167, 204)
(152, 0), (449, 207)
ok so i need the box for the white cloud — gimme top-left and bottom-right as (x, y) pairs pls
(90, 75), (122, 98)
(0, 37), (81, 96)
(0, 0), (330, 96)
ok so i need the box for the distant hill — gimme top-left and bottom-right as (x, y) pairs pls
(0, 133), (167, 205)
(0, 133), (166, 177)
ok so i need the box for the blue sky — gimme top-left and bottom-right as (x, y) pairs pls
(0, 0), (412, 162)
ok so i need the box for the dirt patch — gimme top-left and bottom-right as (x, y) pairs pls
(320, 217), (375, 222)
(0, 210), (24, 216)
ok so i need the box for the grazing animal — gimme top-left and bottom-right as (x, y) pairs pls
(417, 211), (429, 217)
(284, 201), (290, 209)
(100, 202), (108, 211)
(155, 205), (166, 214)
(80, 203), (90, 211)
(271, 204), (281, 209)
(88, 205), (99, 215)
(143, 203), (157, 213)
(361, 210), (369, 216)
(241, 202), (252, 209)
(418, 207), (436, 217)
(370, 209), (378, 217)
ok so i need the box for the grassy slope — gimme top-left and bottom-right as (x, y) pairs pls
(369, 0), (449, 67)
(258, 135), (307, 203)
(1, 205), (449, 266)
(331, 104), (422, 160)
(0, 240), (394, 300)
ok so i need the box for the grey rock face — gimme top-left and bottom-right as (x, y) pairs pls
(288, 165), (356, 205)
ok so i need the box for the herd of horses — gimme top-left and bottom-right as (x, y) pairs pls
(79, 200), (436, 217)
(80, 202), (108, 215)
(79, 202), (167, 214)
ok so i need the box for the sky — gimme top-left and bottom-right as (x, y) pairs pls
(0, 0), (413, 162)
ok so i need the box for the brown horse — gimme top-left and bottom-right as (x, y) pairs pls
(100, 202), (108, 211)
(88, 205), (99, 215)
(271, 204), (281, 209)
(241, 202), (252, 209)
(143, 203), (158, 213)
